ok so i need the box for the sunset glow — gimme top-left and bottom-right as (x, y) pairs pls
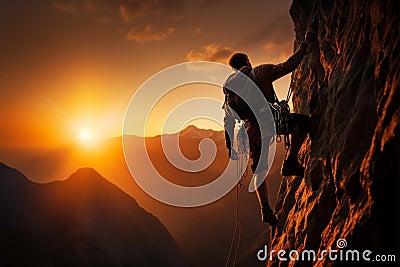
(0, 0), (293, 148)
(78, 129), (93, 145)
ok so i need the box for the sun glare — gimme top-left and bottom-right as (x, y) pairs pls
(78, 129), (93, 145)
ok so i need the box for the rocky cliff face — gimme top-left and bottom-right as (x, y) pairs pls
(269, 1), (399, 266)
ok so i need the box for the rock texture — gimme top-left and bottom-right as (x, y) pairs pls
(269, 0), (399, 266)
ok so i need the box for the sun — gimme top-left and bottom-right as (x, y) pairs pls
(78, 129), (93, 145)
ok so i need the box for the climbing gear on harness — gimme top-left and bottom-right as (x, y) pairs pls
(223, 105), (250, 160)
(236, 122), (249, 159)
(269, 100), (291, 150)
(251, 68), (292, 150)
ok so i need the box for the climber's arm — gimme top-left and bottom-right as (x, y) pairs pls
(271, 42), (307, 81)
(271, 28), (316, 81)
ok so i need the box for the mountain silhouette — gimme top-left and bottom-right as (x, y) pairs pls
(0, 163), (188, 267)
(0, 127), (287, 266)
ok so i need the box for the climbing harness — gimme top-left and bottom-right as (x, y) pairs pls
(225, 122), (248, 267)
(269, 98), (291, 151)
(251, 68), (292, 151)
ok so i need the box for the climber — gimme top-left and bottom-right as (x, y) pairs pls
(223, 28), (315, 226)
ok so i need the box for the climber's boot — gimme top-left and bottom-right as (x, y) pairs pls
(281, 156), (305, 177)
(261, 204), (278, 227)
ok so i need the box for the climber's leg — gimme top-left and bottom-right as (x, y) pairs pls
(254, 169), (268, 205)
(254, 167), (278, 226)
(246, 121), (278, 226)
(281, 114), (311, 177)
(288, 113), (310, 157)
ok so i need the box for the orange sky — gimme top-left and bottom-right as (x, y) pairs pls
(0, 0), (294, 149)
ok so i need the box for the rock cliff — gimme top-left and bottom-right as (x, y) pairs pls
(269, 0), (399, 266)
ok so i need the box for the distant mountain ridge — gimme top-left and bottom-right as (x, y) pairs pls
(178, 125), (222, 139)
(0, 163), (188, 267)
(0, 126), (287, 267)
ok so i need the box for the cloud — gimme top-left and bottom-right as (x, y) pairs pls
(263, 42), (277, 50)
(194, 27), (202, 35)
(119, 0), (185, 43)
(119, 2), (146, 22)
(125, 25), (175, 43)
(172, 15), (185, 20)
(95, 17), (112, 24)
(119, 0), (184, 22)
(53, 1), (113, 19)
(186, 44), (233, 63)
(51, 0), (185, 43)
(53, 2), (78, 15)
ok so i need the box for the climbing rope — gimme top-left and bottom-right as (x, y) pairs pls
(225, 123), (248, 267)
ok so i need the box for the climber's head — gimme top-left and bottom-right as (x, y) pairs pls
(228, 52), (251, 70)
